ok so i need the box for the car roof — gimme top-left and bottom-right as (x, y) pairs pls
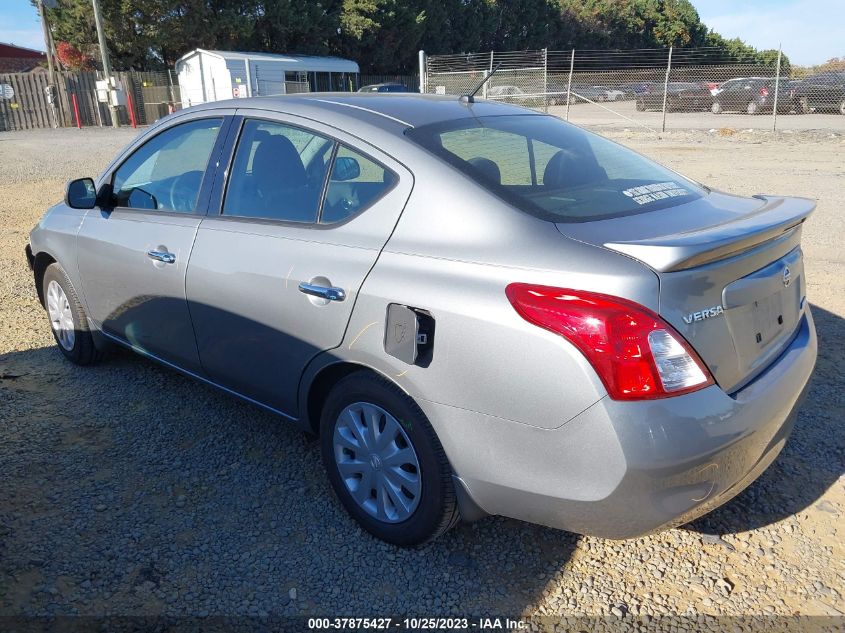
(183, 92), (540, 133)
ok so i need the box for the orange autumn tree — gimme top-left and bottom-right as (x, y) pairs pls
(56, 41), (94, 71)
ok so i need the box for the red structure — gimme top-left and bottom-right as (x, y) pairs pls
(0, 42), (47, 73)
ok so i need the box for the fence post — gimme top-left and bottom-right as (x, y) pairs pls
(167, 68), (177, 109)
(772, 44), (782, 132)
(543, 48), (548, 113)
(565, 49), (575, 121)
(661, 46), (673, 133)
(418, 50), (426, 93)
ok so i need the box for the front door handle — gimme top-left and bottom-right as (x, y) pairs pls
(298, 282), (346, 302)
(147, 250), (176, 264)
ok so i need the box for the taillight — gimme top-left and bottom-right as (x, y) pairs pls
(760, 87), (769, 97)
(505, 284), (714, 401)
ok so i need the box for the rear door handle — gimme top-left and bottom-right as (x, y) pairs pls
(298, 282), (346, 302)
(147, 250), (176, 264)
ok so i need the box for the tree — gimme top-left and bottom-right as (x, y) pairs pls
(37, 0), (791, 73)
(56, 41), (95, 71)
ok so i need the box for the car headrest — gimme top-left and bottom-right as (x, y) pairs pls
(543, 149), (605, 189)
(467, 157), (502, 185)
(252, 135), (305, 188)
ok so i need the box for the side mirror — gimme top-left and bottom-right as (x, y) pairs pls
(65, 178), (98, 209)
(332, 156), (361, 182)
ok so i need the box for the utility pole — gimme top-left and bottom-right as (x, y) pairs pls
(91, 0), (119, 128)
(38, 0), (60, 127)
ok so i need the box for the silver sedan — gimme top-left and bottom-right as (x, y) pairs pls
(27, 94), (816, 546)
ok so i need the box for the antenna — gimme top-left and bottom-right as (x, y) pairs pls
(459, 62), (503, 104)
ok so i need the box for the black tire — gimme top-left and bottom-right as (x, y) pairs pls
(320, 371), (460, 547)
(635, 100), (645, 111)
(711, 102), (722, 114)
(42, 263), (103, 366)
(747, 101), (760, 115)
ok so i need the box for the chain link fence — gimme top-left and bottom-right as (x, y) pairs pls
(422, 48), (845, 133)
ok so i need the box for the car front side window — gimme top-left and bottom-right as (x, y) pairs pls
(111, 118), (222, 213)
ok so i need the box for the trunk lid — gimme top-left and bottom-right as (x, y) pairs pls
(557, 191), (814, 392)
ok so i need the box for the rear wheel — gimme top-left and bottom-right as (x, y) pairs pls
(42, 263), (103, 366)
(747, 101), (760, 115)
(839, 99), (845, 115)
(320, 372), (460, 546)
(635, 100), (645, 111)
(711, 102), (723, 114)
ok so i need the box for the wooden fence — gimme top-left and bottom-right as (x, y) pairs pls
(0, 70), (180, 131)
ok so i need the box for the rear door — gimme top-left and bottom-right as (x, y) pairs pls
(77, 113), (232, 372)
(186, 111), (413, 416)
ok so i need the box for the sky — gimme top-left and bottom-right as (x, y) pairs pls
(694, 0), (844, 66)
(0, 0), (842, 66)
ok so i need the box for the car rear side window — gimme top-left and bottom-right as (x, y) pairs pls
(321, 145), (396, 224)
(112, 118), (222, 213)
(406, 114), (704, 222)
(223, 119), (333, 223)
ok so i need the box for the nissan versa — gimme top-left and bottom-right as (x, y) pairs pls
(27, 94), (816, 546)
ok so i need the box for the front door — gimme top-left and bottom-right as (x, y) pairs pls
(77, 114), (231, 373)
(186, 113), (412, 415)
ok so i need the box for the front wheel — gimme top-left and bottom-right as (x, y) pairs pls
(42, 263), (103, 365)
(711, 102), (723, 114)
(747, 101), (760, 115)
(839, 99), (845, 115)
(320, 372), (460, 546)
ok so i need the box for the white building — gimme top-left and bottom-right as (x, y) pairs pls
(175, 49), (360, 107)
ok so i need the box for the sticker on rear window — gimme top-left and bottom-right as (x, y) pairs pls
(622, 181), (690, 205)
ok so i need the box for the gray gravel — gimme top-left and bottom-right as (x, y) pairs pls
(1, 126), (843, 620)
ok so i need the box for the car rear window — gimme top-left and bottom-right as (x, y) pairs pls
(406, 114), (704, 222)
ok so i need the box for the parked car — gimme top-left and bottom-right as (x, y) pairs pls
(791, 72), (845, 114)
(711, 78), (792, 115)
(570, 85), (622, 102)
(358, 82), (410, 93)
(710, 77), (771, 97)
(487, 85), (527, 103)
(621, 81), (658, 99)
(545, 79), (572, 105)
(28, 94), (817, 546)
(636, 82), (713, 111)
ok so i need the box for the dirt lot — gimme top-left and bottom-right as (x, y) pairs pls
(0, 125), (843, 623)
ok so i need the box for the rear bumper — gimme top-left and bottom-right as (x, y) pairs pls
(424, 308), (817, 538)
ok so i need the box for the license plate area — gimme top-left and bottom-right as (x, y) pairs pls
(751, 292), (786, 348)
(722, 247), (804, 371)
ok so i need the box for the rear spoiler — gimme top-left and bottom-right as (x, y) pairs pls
(603, 195), (815, 272)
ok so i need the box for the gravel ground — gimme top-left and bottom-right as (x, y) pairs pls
(1, 126), (843, 624)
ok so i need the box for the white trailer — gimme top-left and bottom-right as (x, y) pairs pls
(175, 49), (360, 107)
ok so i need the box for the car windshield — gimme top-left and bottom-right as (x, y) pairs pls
(405, 114), (704, 222)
